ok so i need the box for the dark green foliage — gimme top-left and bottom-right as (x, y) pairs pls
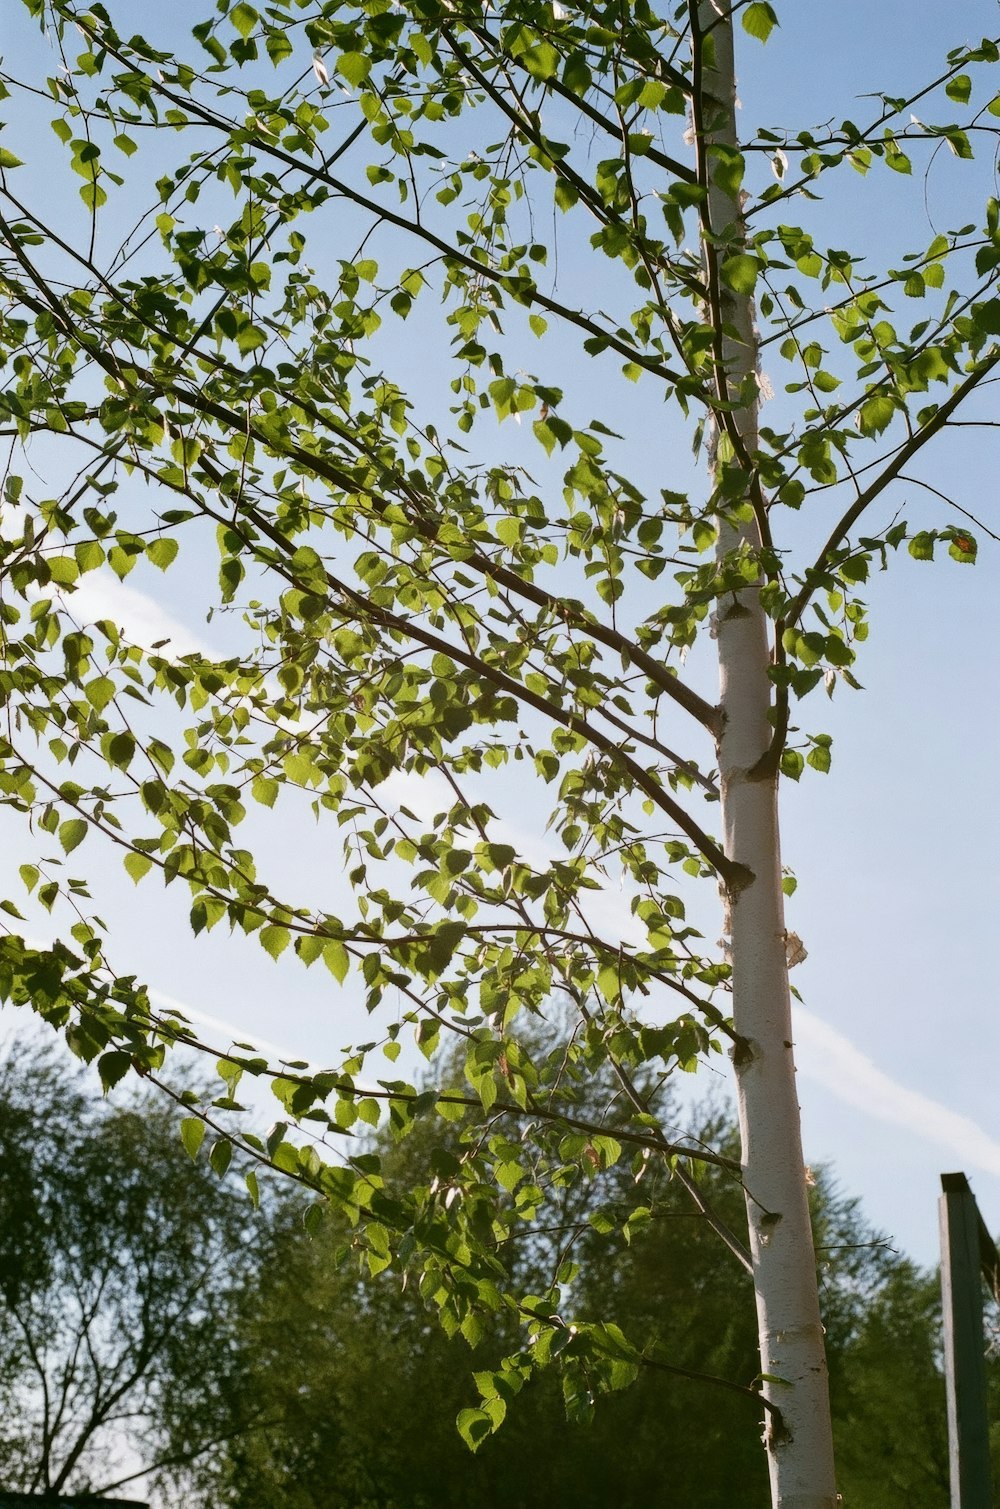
(1, 1048), (995, 1507)
(2, 1), (1000, 1492)
(831, 1262), (950, 1504)
(0, 1041), (263, 1500)
(179, 1097), (966, 1509)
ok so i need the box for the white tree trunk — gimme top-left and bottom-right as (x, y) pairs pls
(696, 6), (838, 1504)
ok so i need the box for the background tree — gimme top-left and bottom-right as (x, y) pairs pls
(0, 1036), (992, 1508)
(2, 0), (999, 1498)
(179, 1082), (968, 1509)
(0, 1039), (266, 1501)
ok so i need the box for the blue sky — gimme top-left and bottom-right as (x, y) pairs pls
(2, 0), (1000, 1268)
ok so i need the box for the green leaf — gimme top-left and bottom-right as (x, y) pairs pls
(75, 539), (105, 572)
(209, 1138), (233, 1176)
(596, 962), (621, 1005)
(742, 3), (778, 42)
(945, 74), (972, 105)
(230, 3), (259, 38)
(260, 924), (291, 960)
(266, 31), (293, 65)
(338, 52), (371, 88)
(79, 181), (107, 211)
(780, 750), (804, 781)
(720, 253), (759, 294)
(98, 1050), (132, 1091)
(296, 935), (322, 966)
(708, 143), (744, 197)
(107, 731), (135, 770)
(181, 1117), (206, 1160)
(554, 178), (579, 212)
(237, 324), (266, 355)
(0, 148), (24, 169)
(48, 556), (78, 586)
(124, 852), (153, 885)
(323, 939), (350, 983)
(495, 517), (523, 547)
(857, 394), (895, 436)
(807, 742), (832, 774)
(147, 537), (179, 571)
(944, 128), (972, 160)
(972, 299), (1000, 334)
(457, 1408), (497, 1452)
(59, 818), (87, 854)
(86, 676), (116, 713)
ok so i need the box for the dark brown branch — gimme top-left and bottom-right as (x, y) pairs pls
(68, 18), (689, 390)
(784, 352), (1000, 633)
(148, 1049), (740, 1173)
(0, 190), (720, 736)
(464, 18), (697, 184)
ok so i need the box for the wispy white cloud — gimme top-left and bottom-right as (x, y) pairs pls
(59, 570), (212, 658)
(795, 1006), (1000, 1178)
(148, 988), (312, 1068)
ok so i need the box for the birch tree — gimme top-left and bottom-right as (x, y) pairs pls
(1, 0), (998, 1501)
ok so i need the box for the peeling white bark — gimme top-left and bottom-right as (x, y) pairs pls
(697, 6), (838, 1504)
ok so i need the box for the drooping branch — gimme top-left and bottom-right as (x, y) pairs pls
(66, 16), (694, 390)
(784, 350), (1000, 632)
(0, 191), (720, 735)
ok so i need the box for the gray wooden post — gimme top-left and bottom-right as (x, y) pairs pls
(940, 1171), (994, 1508)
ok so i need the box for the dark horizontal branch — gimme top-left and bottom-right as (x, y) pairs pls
(746, 40), (1000, 219)
(2, 168), (719, 735)
(590, 701), (720, 787)
(538, 1311), (784, 1420)
(895, 473), (1000, 542)
(149, 1027), (741, 1172)
(636, 1349), (784, 1421)
(370, 921), (728, 1021)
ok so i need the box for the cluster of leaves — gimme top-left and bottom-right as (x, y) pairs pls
(0, 1041), (971, 1508)
(0, 0), (998, 1442)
